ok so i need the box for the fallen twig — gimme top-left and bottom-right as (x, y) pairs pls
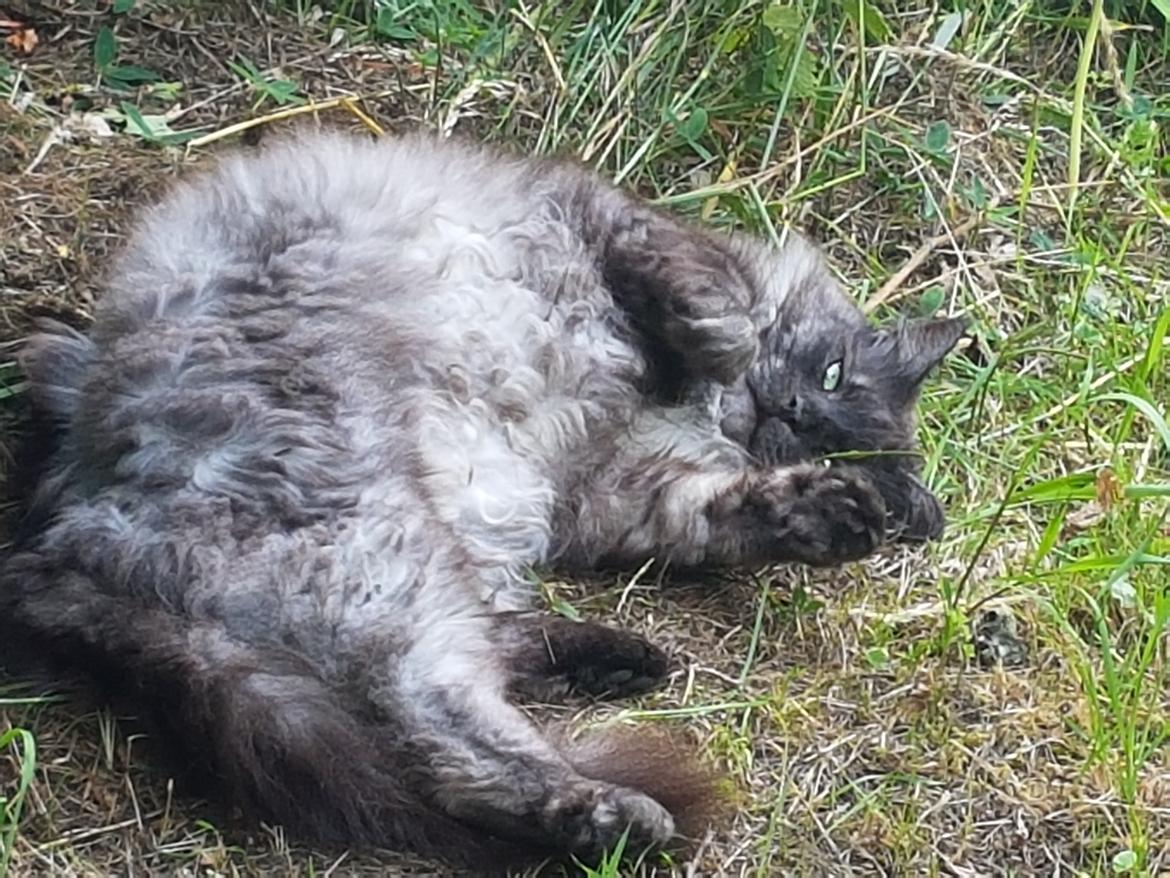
(185, 91), (396, 149)
(863, 200), (1000, 315)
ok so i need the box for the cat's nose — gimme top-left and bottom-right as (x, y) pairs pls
(781, 395), (803, 422)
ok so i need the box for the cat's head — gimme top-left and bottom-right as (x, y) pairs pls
(715, 233), (968, 541)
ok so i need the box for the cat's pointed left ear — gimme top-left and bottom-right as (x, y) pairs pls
(891, 315), (969, 387)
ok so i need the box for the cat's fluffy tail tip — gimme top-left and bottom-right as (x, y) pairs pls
(562, 723), (734, 850)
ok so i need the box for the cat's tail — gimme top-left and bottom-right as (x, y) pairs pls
(1, 561), (726, 870)
(0, 557), (527, 872)
(561, 724), (730, 844)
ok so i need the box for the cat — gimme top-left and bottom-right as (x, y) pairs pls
(0, 129), (966, 872)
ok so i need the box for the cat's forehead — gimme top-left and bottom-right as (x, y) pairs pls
(763, 317), (860, 370)
(763, 284), (868, 355)
(749, 234), (867, 331)
(786, 265), (866, 325)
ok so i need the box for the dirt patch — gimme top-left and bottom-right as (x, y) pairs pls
(2, 1), (1169, 877)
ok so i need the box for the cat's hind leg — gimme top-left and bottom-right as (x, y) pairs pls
(387, 617), (676, 860)
(493, 612), (671, 701)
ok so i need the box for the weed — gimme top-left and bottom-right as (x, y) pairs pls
(0, 728), (35, 878)
(0, 0), (1167, 874)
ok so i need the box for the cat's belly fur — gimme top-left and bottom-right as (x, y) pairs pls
(347, 221), (643, 611)
(66, 134), (643, 656)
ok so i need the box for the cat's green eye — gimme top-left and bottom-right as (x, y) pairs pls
(822, 360), (843, 392)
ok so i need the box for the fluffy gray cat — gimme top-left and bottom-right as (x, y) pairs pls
(1, 130), (965, 871)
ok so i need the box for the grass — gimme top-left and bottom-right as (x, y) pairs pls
(1, 0), (1169, 875)
(0, 725), (36, 877)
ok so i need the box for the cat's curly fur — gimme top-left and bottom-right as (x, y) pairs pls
(1, 130), (966, 870)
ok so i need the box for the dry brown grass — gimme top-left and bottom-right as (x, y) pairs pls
(3, 1), (1169, 876)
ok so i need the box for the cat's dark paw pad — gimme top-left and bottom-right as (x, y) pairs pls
(752, 464), (886, 565)
(507, 617), (670, 702)
(569, 635), (670, 698)
(543, 621), (669, 698)
(545, 783), (674, 860)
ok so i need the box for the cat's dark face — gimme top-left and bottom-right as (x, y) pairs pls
(715, 284), (967, 541)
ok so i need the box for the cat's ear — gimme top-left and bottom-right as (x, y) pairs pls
(885, 315), (969, 389)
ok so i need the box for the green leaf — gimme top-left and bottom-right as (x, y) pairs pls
(719, 27), (750, 54)
(752, 10), (818, 101)
(1139, 306), (1170, 382)
(678, 106), (708, 141)
(1095, 392), (1170, 453)
(226, 58), (260, 82)
(548, 596), (581, 621)
(921, 188), (941, 221)
(118, 101), (202, 145)
(94, 25), (117, 71)
(147, 81), (184, 101)
(863, 646), (890, 668)
(0, 727), (36, 877)
(1029, 229), (1056, 251)
(264, 79), (304, 106)
(918, 285), (945, 316)
(1008, 472), (1096, 505)
(930, 10), (964, 50)
(113, 0), (136, 12)
(106, 64), (161, 84)
(762, 4), (803, 36)
(842, 0), (892, 43)
(119, 101), (157, 137)
(962, 176), (989, 209)
(1151, 0), (1170, 22)
(785, 49), (819, 99)
(375, 8), (416, 40)
(924, 120), (951, 153)
(1112, 850), (1138, 872)
(1033, 506), (1067, 565)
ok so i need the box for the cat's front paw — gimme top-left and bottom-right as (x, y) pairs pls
(885, 474), (946, 542)
(665, 304), (757, 385)
(748, 464), (886, 565)
(862, 461), (947, 543)
(658, 272), (758, 385)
